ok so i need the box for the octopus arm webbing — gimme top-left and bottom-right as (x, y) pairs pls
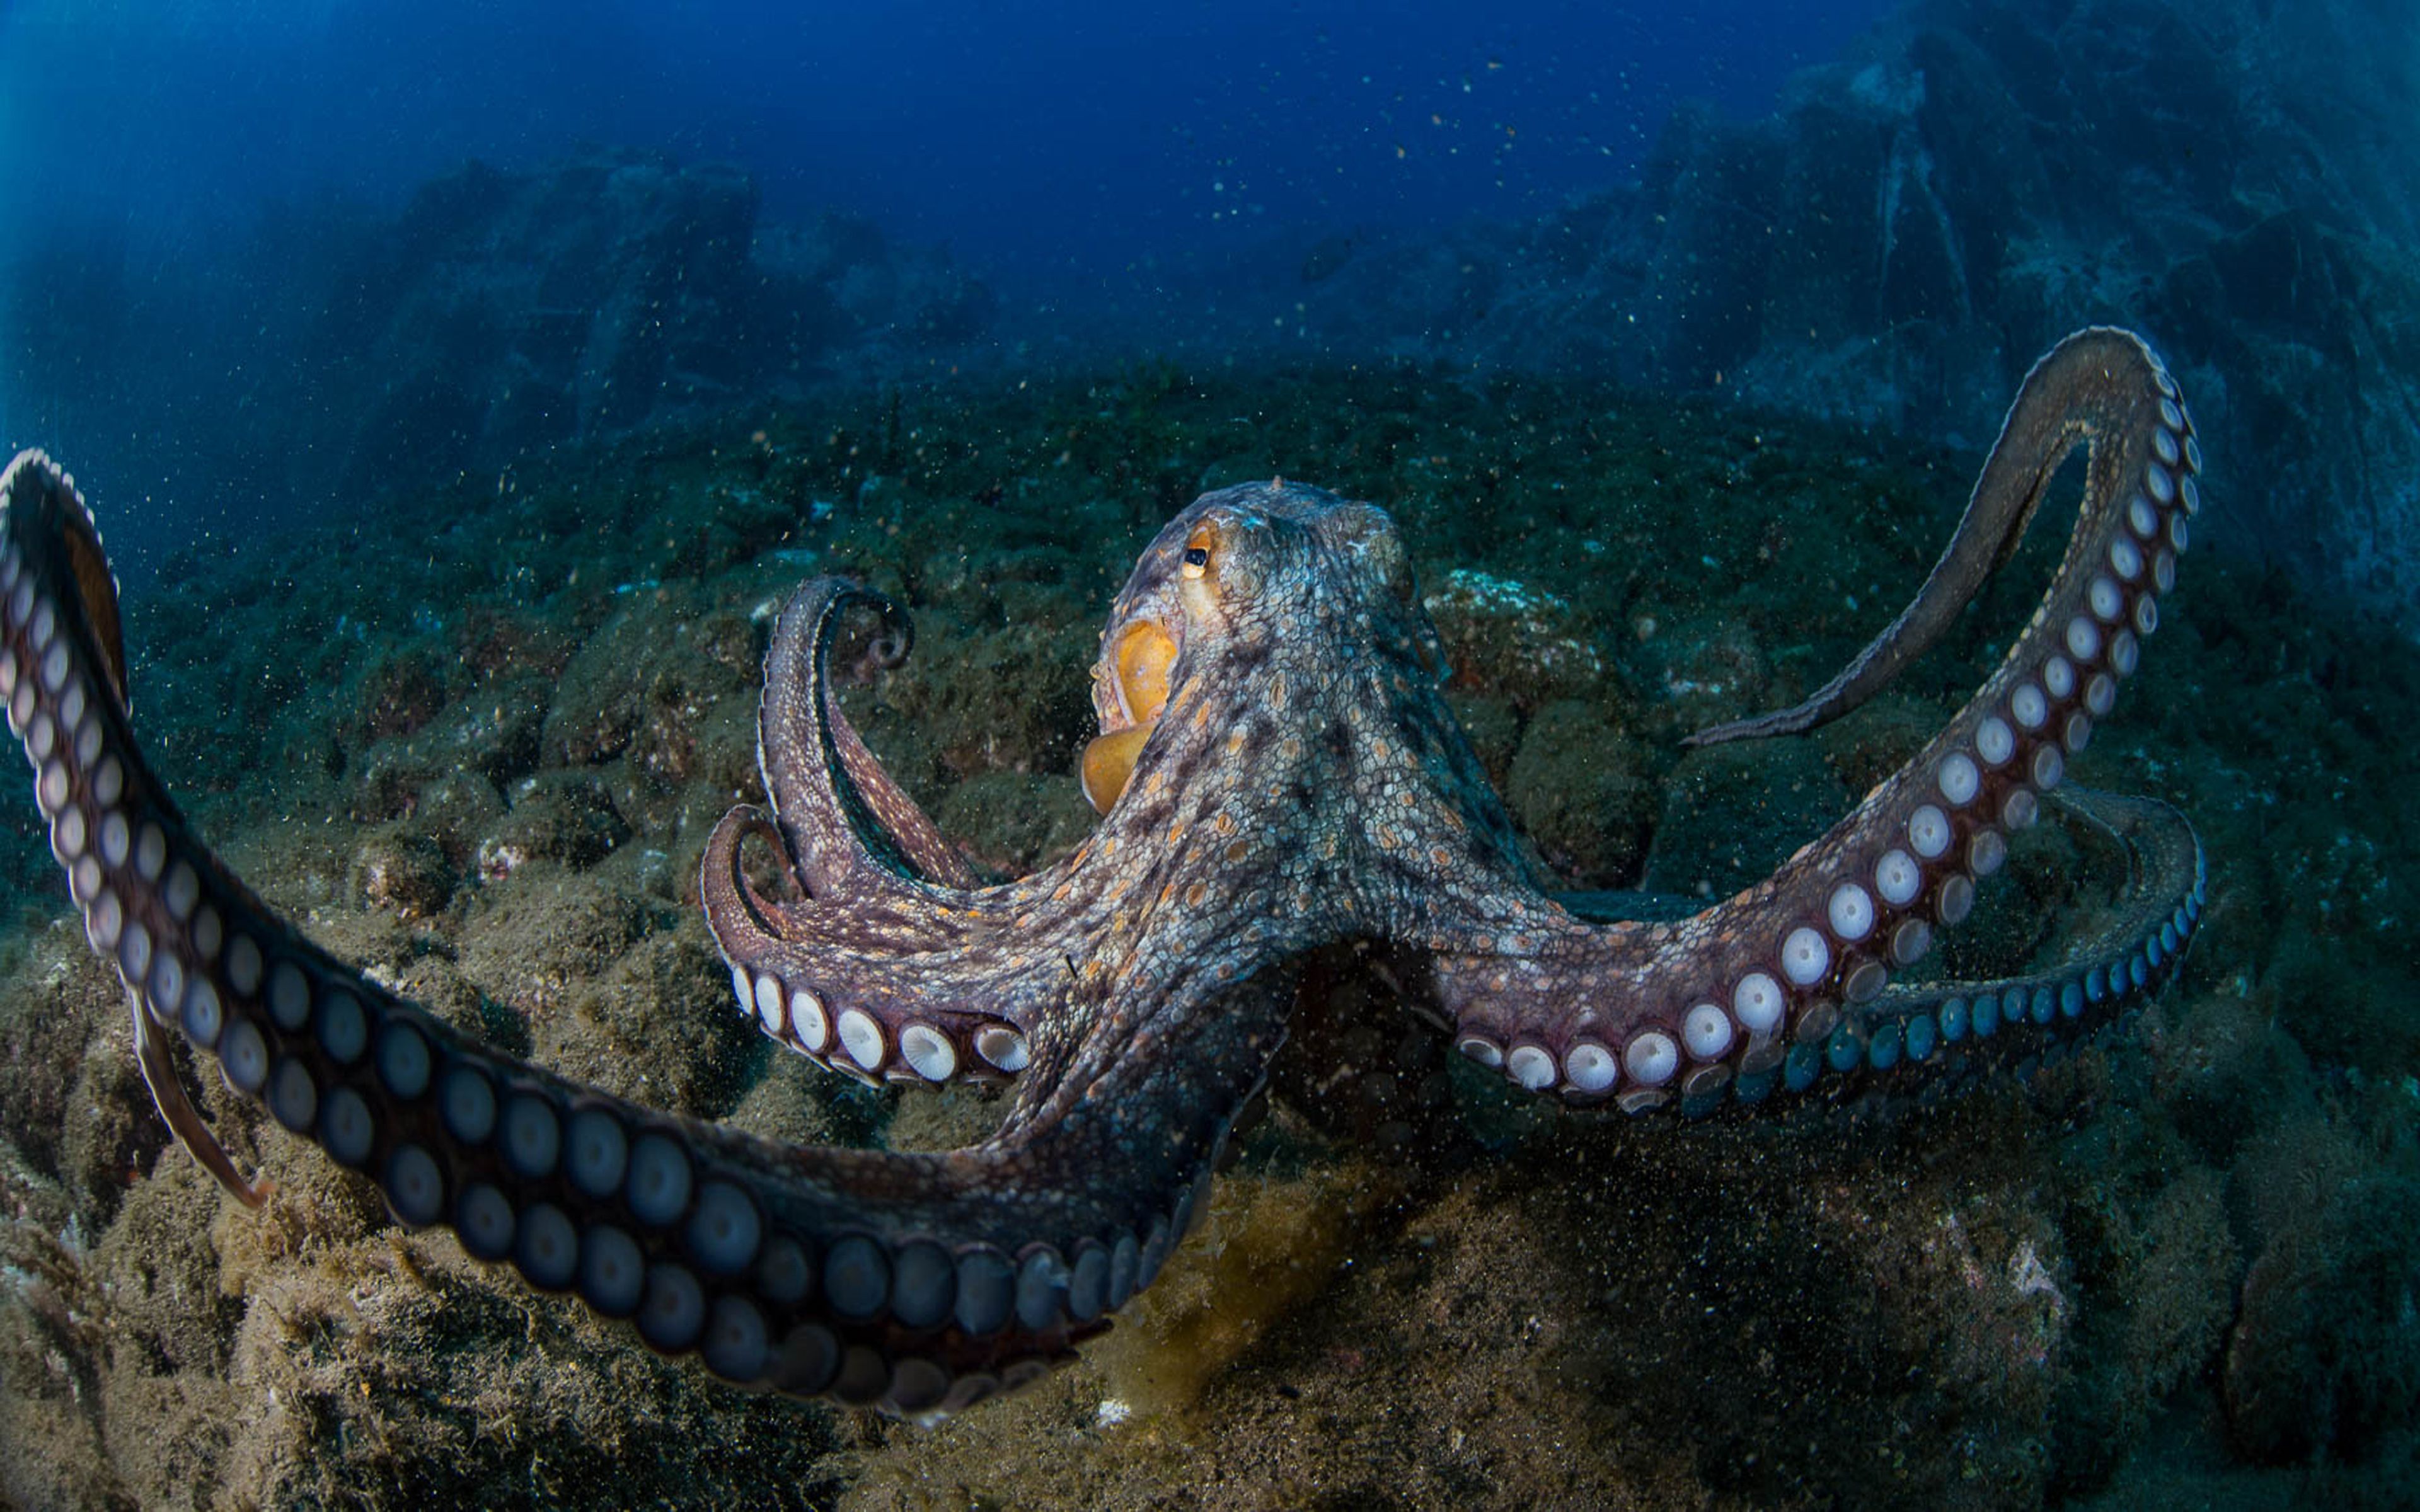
(1688, 329), (2165, 747)
(1440, 328), (2208, 1115)
(0, 448), (1278, 1420)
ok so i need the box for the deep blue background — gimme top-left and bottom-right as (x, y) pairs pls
(0, 0), (1899, 546)
(0, 0), (1894, 277)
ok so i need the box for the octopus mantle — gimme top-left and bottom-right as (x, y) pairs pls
(1, 329), (2207, 1420)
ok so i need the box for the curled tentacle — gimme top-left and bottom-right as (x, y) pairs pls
(715, 581), (1069, 1085)
(1833, 787), (2206, 1098)
(697, 803), (793, 946)
(1, 448), (1286, 1419)
(697, 803), (981, 1085)
(1436, 329), (2207, 1113)
(3, 450), (272, 1204)
(700, 801), (1046, 1087)
(1685, 329), (2190, 747)
(759, 577), (981, 898)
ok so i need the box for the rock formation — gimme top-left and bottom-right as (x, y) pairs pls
(1279, 0), (2420, 632)
(3, 148), (996, 521)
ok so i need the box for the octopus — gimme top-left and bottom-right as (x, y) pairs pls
(0, 327), (2208, 1422)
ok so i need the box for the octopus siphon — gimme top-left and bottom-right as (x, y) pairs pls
(0, 327), (2207, 1419)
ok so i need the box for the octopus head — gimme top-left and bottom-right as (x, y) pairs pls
(1080, 481), (1432, 813)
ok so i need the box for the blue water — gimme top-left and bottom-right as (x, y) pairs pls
(0, 0), (1896, 562)
(0, 0), (1889, 275)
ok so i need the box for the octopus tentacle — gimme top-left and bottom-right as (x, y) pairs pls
(0, 447), (1282, 1420)
(695, 803), (1006, 1086)
(1685, 329), (2185, 747)
(3, 450), (273, 1204)
(1530, 789), (2206, 1099)
(713, 583), (1060, 1085)
(1836, 787), (2206, 1096)
(1437, 328), (2206, 1113)
(758, 577), (981, 897)
(701, 799), (1032, 1088)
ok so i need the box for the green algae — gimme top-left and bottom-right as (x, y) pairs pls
(0, 360), (2414, 1508)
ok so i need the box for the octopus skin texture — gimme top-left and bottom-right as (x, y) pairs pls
(0, 327), (2209, 1421)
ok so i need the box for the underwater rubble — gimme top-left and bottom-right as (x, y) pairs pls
(0, 363), (2414, 1508)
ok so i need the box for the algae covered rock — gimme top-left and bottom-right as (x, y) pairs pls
(480, 771), (632, 879)
(1502, 699), (1656, 887)
(2225, 1174), (2420, 1465)
(348, 822), (456, 919)
(1422, 566), (1606, 713)
(541, 583), (757, 772)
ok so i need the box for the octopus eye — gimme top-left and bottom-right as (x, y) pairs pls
(1182, 547), (1209, 570)
(1180, 525), (1214, 580)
